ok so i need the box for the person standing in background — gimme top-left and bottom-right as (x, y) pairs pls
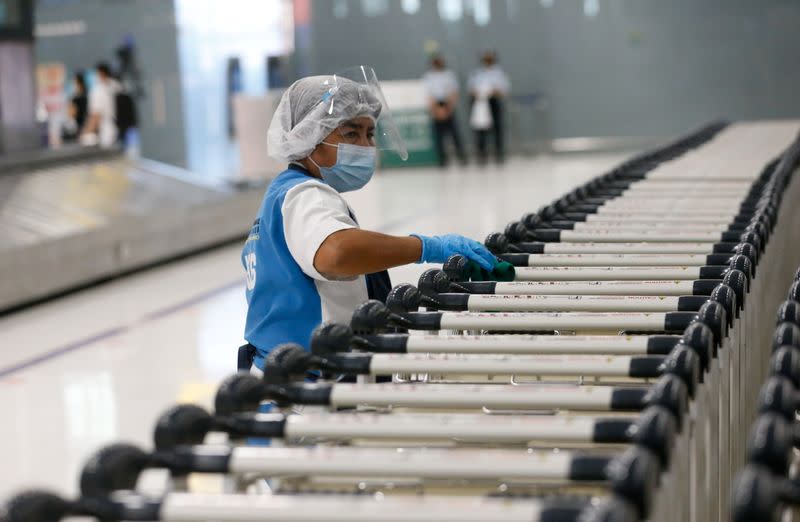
(422, 54), (467, 167)
(469, 50), (511, 165)
(62, 72), (87, 142)
(70, 72), (88, 132)
(81, 62), (120, 148)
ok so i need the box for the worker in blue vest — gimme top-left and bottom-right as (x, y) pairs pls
(240, 67), (496, 371)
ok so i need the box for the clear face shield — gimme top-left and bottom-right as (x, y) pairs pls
(320, 66), (408, 161)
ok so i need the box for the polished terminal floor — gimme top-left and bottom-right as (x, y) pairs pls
(0, 152), (629, 499)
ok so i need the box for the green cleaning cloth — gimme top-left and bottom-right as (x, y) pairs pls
(466, 260), (516, 282)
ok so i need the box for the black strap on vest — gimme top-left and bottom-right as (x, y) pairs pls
(237, 343), (258, 371)
(366, 270), (392, 302)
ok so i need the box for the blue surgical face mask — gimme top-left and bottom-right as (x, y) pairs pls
(309, 141), (376, 193)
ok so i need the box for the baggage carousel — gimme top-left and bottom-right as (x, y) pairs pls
(0, 156), (265, 312)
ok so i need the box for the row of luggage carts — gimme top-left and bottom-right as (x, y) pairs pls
(4, 119), (800, 522)
(731, 268), (800, 521)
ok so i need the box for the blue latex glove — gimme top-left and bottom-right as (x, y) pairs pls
(411, 234), (497, 271)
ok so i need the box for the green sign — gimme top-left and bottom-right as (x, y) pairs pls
(380, 109), (439, 168)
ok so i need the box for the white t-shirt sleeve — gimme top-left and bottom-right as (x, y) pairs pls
(88, 85), (111, 116)
(282, 180), (359, 281)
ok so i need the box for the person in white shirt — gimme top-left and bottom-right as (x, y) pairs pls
(422, 54), (467, 167)
(468, 50), (511, 164)
(82, 62), (120, 148)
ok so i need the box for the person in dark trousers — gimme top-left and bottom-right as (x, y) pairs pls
(469, 50), (511, 164)
(62, 72), (88, 141)
(70, 72), (88, 131)
(422, 54), (467, 167)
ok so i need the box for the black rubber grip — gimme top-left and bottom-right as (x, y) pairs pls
(724, 224), (746, 233)
(361, 334), (408, 353)
(692, 279), (723, 295)
(711, 242), (739, 253)
(677, 296), (710, 311)
(407, 312), (443, 330)
(570, 204), (602, 213)
(516, 242), (546, 254)
(592, 419), (634, 443)
(590, 188), (628, 197)
(530, 229), (562, 242)
(539, 507), (587, 522)
(705, 254), (733, 265)
(645, 336), (681, 355)
(580, 197), (613, 206)
(168, 446), (232, 474)
(731, 215), (752, 224)
(628, 356), (666, 378)
(567, 455), (612, 481)
(610, 388), (648, 411)
(663, 312), (697, 332)
(336, 354), (373, 375)
(190, 448), (233, 473)
(601, 181), (636, 190)
(291, 383), (334, 406)
(226, 414), (287, 439)
(560, 212), (589, 222)
(699, 266), (728, 279)
(455, 282), (498, 294)
(435, 294), (470, 311)
(547, 221), (577, 230)
(499, 254), (529, 267)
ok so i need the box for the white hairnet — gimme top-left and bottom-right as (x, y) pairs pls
(267, 75), (383, 162)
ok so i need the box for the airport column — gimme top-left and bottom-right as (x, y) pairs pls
(0, 0), (37, 154)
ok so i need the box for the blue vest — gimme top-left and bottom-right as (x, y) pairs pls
(242, 167), (322, 369)
(241, 165), (390, 369)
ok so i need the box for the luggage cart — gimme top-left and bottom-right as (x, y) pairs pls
(77, 442), (661, 518)
(3, 490), (639, 522)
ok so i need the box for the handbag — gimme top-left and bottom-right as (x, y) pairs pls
(470, 95), (493, 130)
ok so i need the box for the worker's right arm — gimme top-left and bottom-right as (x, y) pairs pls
(313, 228), (496, 279)
(314, 228), (423, 278)
(282, 181), (494, 281)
